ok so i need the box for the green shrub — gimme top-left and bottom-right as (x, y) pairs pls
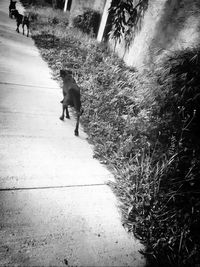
(20, 0), (51, 7)
(27, 7), (69, 27)
(140, 47), (200, 266)
(72, 9), (101, 36)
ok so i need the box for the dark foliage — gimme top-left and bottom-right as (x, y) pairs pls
(72, 9), (101, 37)
(138, 48), (200, 266)
(108, 0), (148, 46)
(20, 0), (51, 7)
(20, 0), (64, 9)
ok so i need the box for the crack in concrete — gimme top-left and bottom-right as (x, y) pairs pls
(0, 183), (107, 191)
(0, 81), (58, 90)
(0, 109), (58, 117)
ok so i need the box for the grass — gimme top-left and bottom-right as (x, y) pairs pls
(20, 2), (200, 266)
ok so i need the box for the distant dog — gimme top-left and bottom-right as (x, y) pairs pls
(59, 69), (83, 136)
(11, 9), (30, 37)
(9, 0), (17, 18)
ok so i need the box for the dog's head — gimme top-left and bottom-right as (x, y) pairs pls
(60, 69), (73, 78)
(11, 9), (19, 17)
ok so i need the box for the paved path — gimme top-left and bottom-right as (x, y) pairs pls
(0, 1), (145, 266)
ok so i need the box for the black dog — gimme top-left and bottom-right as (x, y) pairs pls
(12, 9), (30, 37)
(59, 70), (83, 136)
(9, 0), (17, 18)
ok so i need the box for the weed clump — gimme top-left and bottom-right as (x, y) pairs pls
(27, 6), (69, 28)
(72, 9), (101, 37)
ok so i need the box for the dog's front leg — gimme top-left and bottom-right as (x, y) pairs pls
(27, 26), (29, 37)
(59, 104), (66, 121)
(74, 112), (80, 136)
(65, 106), (70, 119)
(16, 22), (20, 33)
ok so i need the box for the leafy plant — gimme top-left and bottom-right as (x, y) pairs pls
(72, 9), (101, 37)
(142, 48), (200, 266)
(108, 0), (149, 46)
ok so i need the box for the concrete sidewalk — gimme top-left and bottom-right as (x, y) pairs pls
(0, 1), (145, 266)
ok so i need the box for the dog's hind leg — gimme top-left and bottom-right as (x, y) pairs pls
(60, 103), (69, 121)
(60, 102), (70, 121)
(27, 25), (29, 37)
(16, 22), (20, 33)
(74, 112), (80, 136)
(22, 24), (25, 35)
